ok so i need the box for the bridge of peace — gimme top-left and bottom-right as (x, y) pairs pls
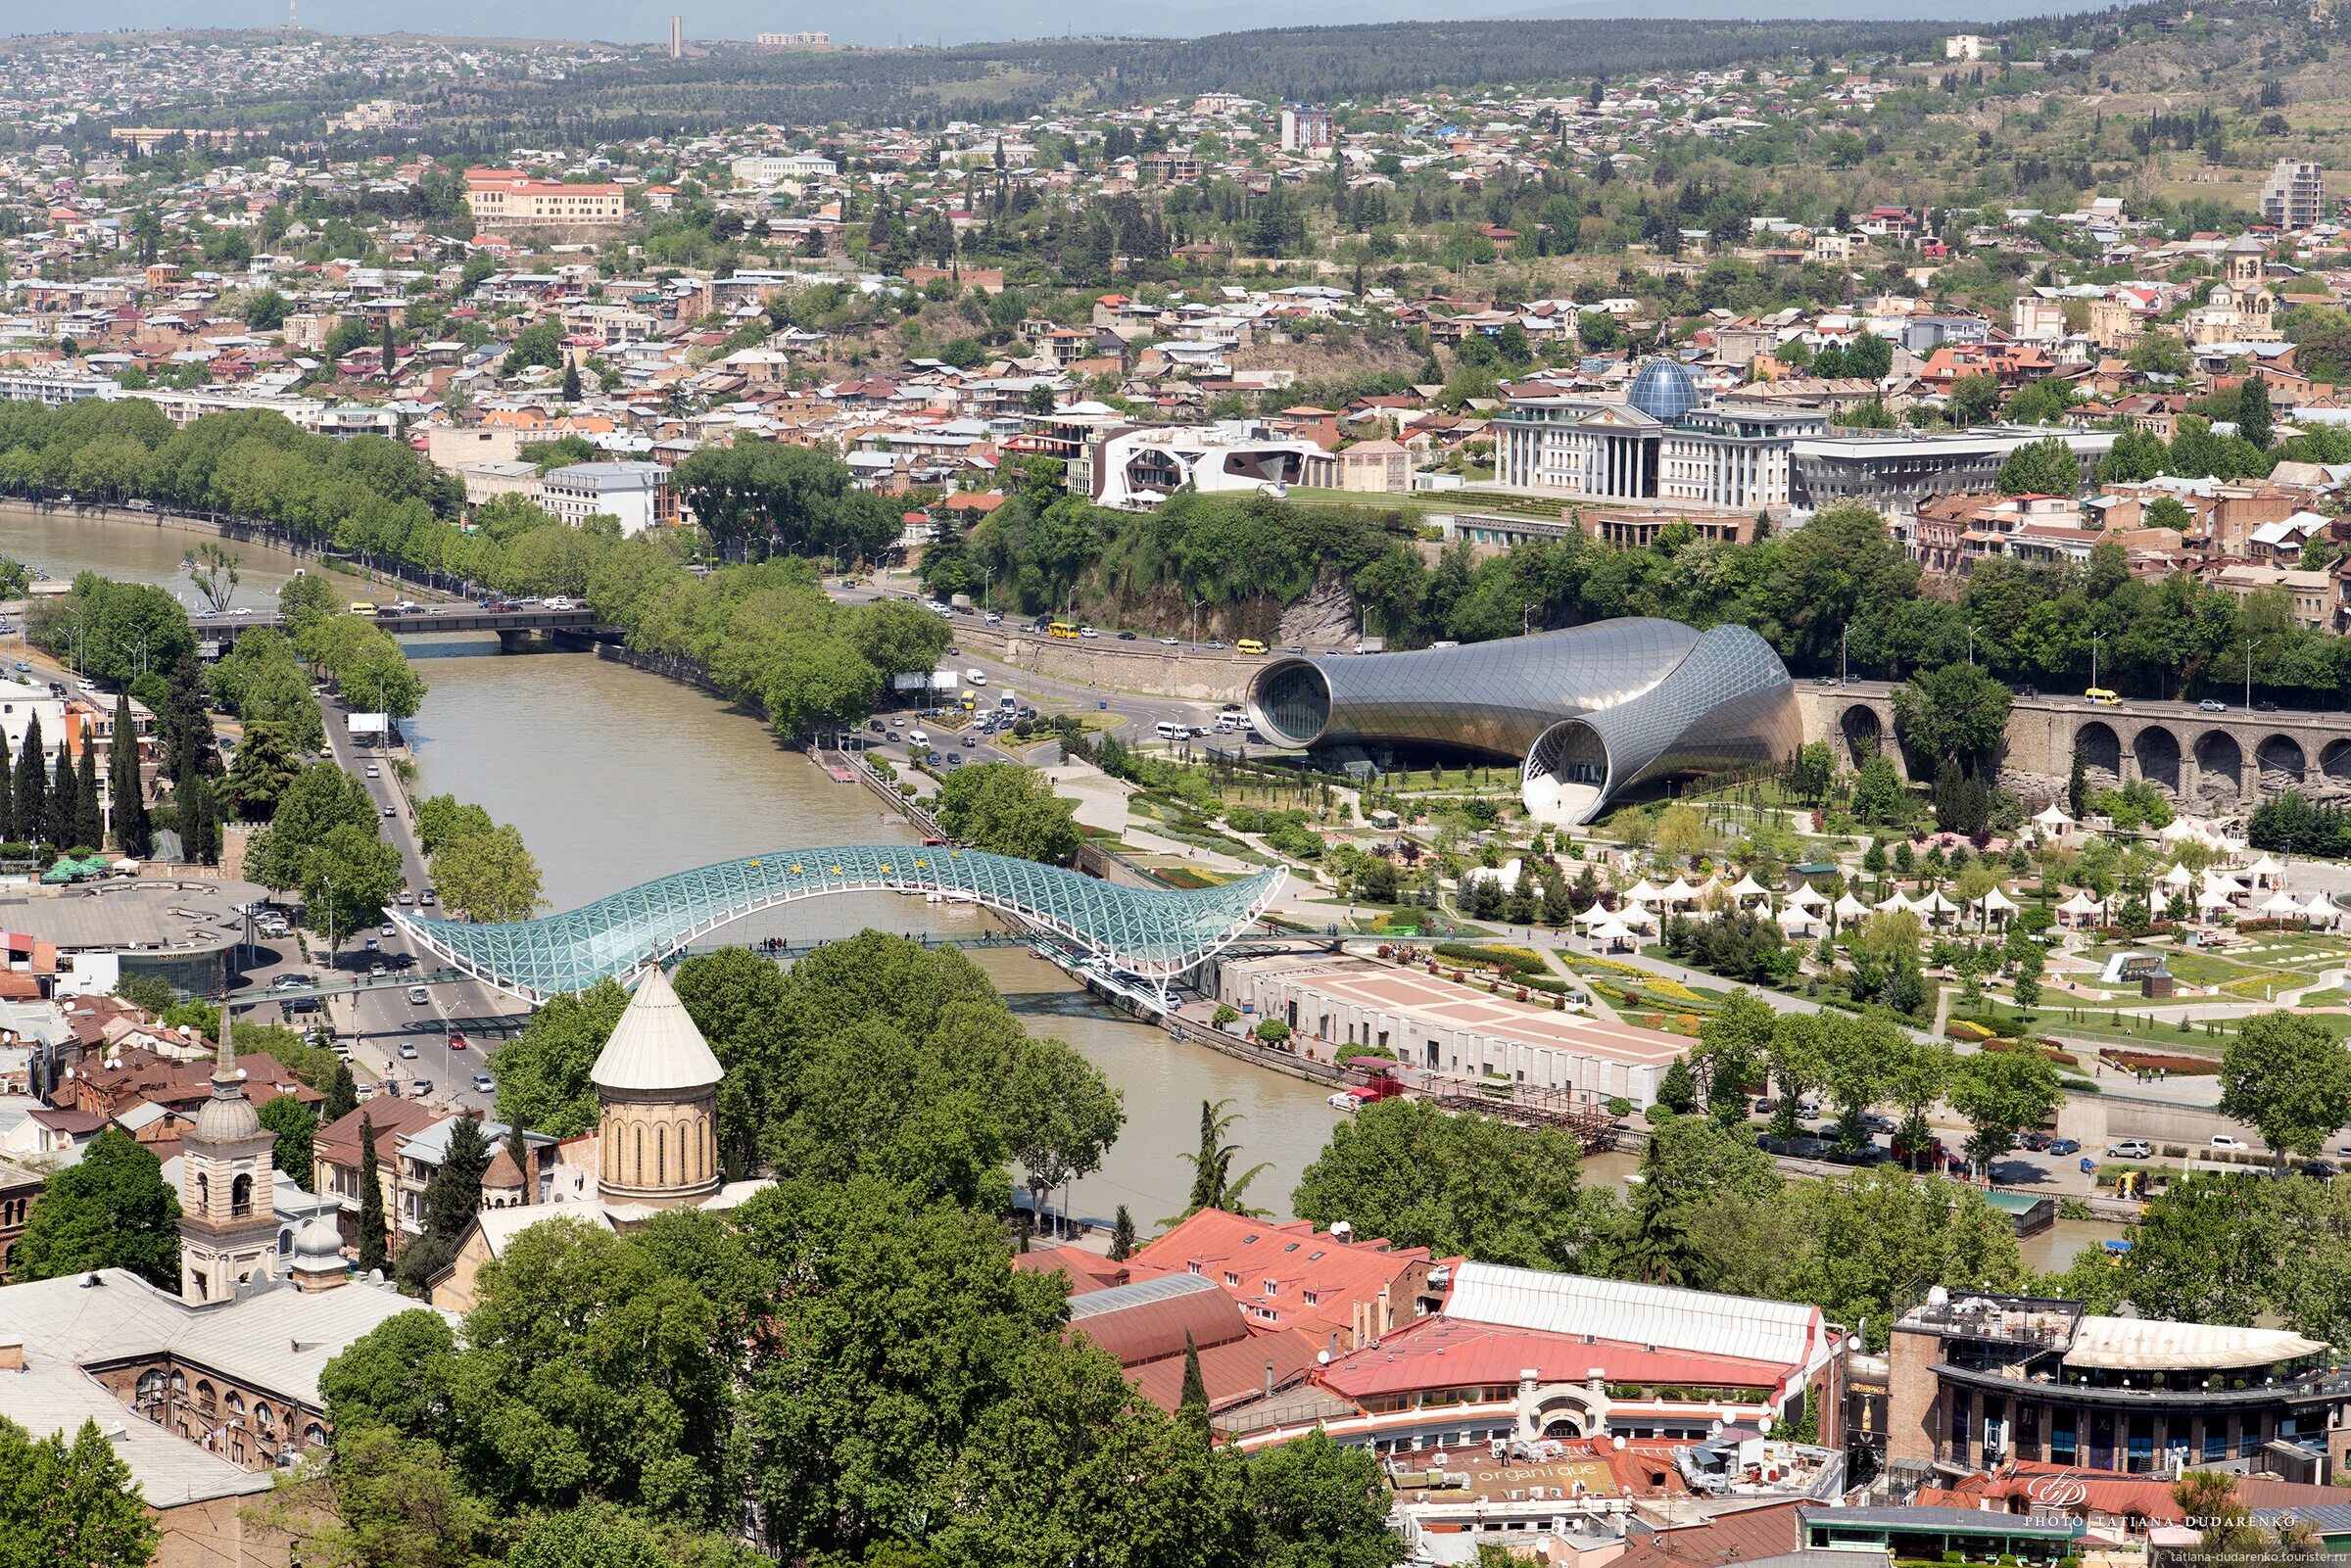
(1799, 685), (2351, 812)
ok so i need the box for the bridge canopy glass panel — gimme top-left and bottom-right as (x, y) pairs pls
(392, 846), (1284, 1001)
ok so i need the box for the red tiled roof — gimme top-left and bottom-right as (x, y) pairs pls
(1315, 1311), (1792, 1402)
(1129, 1210), (1432, 1339)
(1608, 1499), (1804, 1568)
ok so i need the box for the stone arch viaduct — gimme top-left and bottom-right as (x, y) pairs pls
(1796, 687), (2351, 814)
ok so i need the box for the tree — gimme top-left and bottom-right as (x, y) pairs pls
(73, 741), (102, 851)
(161, 649), (217, 785)
(2219, 1011), (2351, 1165)
(1850, 751), (1907, 825)
(1994, 436), (2081, 498)
(1177, 1097), (1273, 1218)
(2129, 328), (2191, 378)
(12, 1126), (180, 1286)
(1109, 1204), (1135, 1261)
(2067, 744), (2088, 822)
(1005, 1037), (1125, 1235)
(1290, 1097), (1604, 1268)
(935, 762), (1081, 865)
(14, 713), (44, 844)
(323, 1061), (359, 1123)
(1246, 1429), (1402, 1568)
(109, 693), (150, 852)
(1894, 661), (2013, 772)
(560, 359), (582, 404)
(183, 543), (240, 615)
(428, 822), (545, 923)
(420, 1114), (491, 1243)
(47, 741), (76, 851)
(221, 719), (301, 822)
(258, 1094), (317, 1187)
(1947, 1046), (2061, 1169)
(1692, 988), (1775, 1124)
(177, 775), (222, 866)
(0, 1415), (160, 1568)
(1948, 372), (2002, 428)
(380, 315), (397, 377)
(357, 1114), (387, 1276)
(304, 823), (404, 950)
(2237, 374), (2274, 450)
(1178, 1331), (1210, 1436)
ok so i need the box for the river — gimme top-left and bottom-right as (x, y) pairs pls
(0, 504), (2112, 1259)
(0, 494), (1345, 1226)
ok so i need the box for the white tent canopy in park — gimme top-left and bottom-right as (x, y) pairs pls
(2259, 889), (2305, 917)
(1618, 904), (1658, 932)
(1574, 903), (1616, 927)
(1916, 889), (1960, 916)
(1975, 885), (2020, 917)
(1589, 918), (1636, 946)
(1623, 879), (1662, 903)
(2160, 864), (2195, 889)
(1834, 892), (1873, 922)
(2057, 890), (2106, 919)
(1730, 873), (1769, 902)
(2246, 854), (2284, 886)
(2303, 893), (2339, 926)
(1876, 890), (1915, 915)
(1660, 877), (1700, 905)
(1776, 903), (1821, 935)
(1785, 881), (1827, 910)
(2196, 886), (2236, 912)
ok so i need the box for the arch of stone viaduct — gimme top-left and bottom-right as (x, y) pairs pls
(1795, 689), (2351, 814)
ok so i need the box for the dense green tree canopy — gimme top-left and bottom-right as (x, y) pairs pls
(12, 1126), (180, 1286)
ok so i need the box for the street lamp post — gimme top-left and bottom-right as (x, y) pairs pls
(2245, 637), (2261, 713)
(1839, 624), (1847, 689)
(2090, 633), (2103, 693)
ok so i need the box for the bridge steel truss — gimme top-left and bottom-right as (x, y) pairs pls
(389, 845), (1286, 1004)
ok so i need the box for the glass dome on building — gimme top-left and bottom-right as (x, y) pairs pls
(1626, 356), (1703, 423)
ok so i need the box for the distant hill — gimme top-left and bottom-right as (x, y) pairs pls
(12, 0), (2114, 46)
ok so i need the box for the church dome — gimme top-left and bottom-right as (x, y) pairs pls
(591, 965), (723, 1093)
(190, 1080), (263, 1143)
(1626, 356), (1702, 423)
(293, 1213), (343, 1262)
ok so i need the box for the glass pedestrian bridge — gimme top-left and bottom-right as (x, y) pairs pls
(389, 846), (1287, 1003)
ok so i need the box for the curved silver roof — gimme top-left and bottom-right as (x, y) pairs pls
(1245, 617), (1796, 826)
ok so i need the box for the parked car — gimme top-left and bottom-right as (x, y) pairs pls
(411, 1079), (432, 1098)
(2048, 1138), (2081, 1156)
(2019, 1130), (2054, 1152)
(2301, 1160), (2338, 1181)
(2210, 1134), (2251, 1153)
(2107, 1139), (2152, 1160)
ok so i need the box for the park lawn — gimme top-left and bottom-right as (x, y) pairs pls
(2298, 987), (2351, 1008)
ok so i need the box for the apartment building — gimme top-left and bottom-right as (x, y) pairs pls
(2260, 158), (2329, 231)
(538, 460), (676, 535)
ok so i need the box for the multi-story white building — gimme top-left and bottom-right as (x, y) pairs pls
(1278, 105), (1334, 154)
(2261, 158), (2329, 230)
(538, 461), (675, 536)
(1493, 362), (1825, 512)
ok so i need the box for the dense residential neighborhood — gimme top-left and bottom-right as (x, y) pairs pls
(11, 4), (2351, 1568)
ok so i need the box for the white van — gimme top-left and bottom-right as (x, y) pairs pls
(1155, 721), (1187, 740)
(908, 729), (932, 747)
(965, 668), (986, 686)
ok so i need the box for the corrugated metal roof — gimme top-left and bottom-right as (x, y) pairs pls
(0, 1268), (448, 1505)
(1447, 1262), (1826, 1368)
(1065, 1271), (1251, 1365)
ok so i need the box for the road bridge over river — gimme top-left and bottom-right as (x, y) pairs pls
(199, 603), (609, 654)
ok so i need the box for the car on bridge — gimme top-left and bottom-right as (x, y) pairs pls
(2198, 698), (2228, 712)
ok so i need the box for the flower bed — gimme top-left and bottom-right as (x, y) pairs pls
(2099, 1047), (2218, 1075)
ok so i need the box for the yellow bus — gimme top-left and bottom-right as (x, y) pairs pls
(2086, 687), (2121, 706)
(1048, 621), (1079, 640)
(347, 601), (378, 617)
(1235, 638), (1268, 655)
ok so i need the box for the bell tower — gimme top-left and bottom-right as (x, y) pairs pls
(176, 1004), (278, 1304)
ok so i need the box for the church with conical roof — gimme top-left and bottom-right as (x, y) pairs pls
(590, 964), (724, 1210)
